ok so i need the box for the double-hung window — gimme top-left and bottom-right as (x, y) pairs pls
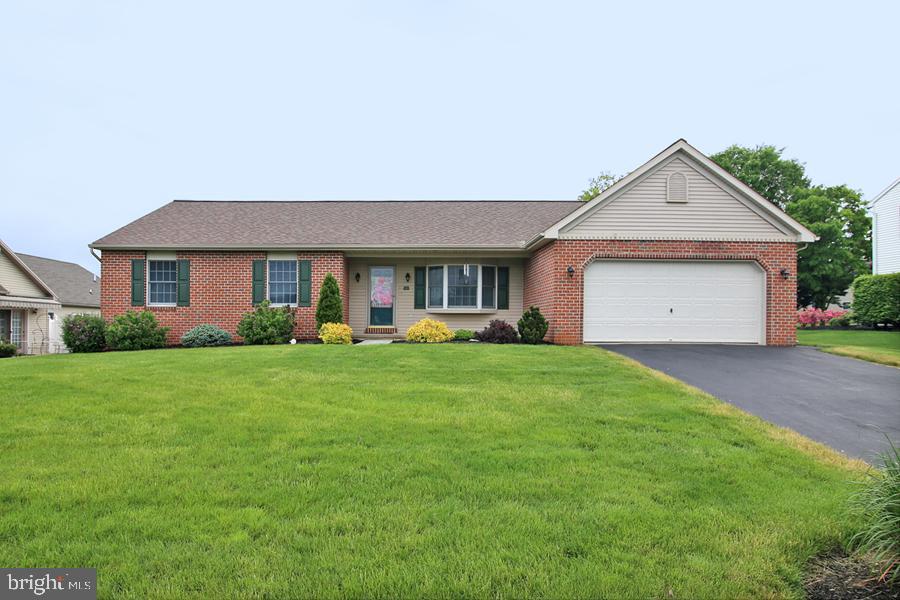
(426, 264), (497, 310)
(148, 260), (177, 305)
(268, 260), (297, 305)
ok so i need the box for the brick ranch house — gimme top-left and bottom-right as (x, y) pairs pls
(92, 140), (815, 346)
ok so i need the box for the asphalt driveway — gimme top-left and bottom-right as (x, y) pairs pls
(600, 344), (900, 461)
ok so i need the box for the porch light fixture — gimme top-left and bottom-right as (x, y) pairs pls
(405, 272), (411, 283)
(355, 272), (361, 283)
(780, 268), (790, 279)
(566, 265), (575, 277)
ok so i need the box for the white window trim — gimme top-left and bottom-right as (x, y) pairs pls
(426, 264), (497, 312)
(266, 259), (298, 307)
(146, 258), (178, 307)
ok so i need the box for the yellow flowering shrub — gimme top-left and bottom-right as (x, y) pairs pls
(318, 322), (353, 345)
(406, 318), (454, 343)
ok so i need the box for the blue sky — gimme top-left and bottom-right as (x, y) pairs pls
(2, 1), (898, 271)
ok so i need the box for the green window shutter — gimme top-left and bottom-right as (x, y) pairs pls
(252, 260), (266, 305)
(176, 259), (190, 306)
(497, 266), (510, 310)
(414, 267), (426, 309)
(131, 259), (145, 306)
(298, 260), (312, 307)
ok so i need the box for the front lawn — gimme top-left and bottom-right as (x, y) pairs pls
(0, 345), (863, 598)
(798, 329), (900, 367)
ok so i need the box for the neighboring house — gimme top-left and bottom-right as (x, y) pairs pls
(869, 177), (900, 274)
(0, 239), (60, 354)
(17, 253), (101, 353)
(91, 139), (816, 346)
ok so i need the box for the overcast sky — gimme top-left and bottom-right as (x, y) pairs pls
(2, 1), (898, 272)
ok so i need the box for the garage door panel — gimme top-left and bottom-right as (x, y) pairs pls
(583, 261), (764, 344)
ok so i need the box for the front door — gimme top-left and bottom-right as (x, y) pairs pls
(369, 266), (395, 327)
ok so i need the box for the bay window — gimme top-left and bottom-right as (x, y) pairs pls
(426, 264), (497, 310)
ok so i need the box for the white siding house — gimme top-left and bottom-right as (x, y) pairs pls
(870, 177), (900, 274)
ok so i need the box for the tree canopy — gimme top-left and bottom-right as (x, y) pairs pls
(710, 146), (871, 308)
(578, 172), (623, 202)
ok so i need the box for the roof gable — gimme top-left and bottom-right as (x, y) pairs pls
(869, 177), (900, 209)
(559, 154), (795, 241)
(541, 139), (817, 243)
(0, 239), (57, 300)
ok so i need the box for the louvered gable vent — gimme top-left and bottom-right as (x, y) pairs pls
(666, 172), (688, 203)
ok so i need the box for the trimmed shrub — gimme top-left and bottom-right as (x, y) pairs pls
(62, 314), (107, 352)
(517, 306), (549, 344)
(454, 329), (474, 341)
(316, 273), (343, 331)
(0, 342), (17, 358)
(853, 273), (900, 326)
(106, 311), (169, 351)
(180, 324), (232, 348)
(828, 312), (854, 327)
(476, 320), (519, 344)
(849, 443), (900, 583)
(319, 322), (353, 344)
(406, 319), (454, 343)
(237, 301), (296, 345)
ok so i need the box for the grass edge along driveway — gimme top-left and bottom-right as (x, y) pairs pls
(0, 344), (866, 599)
(797, 329), (900, 367)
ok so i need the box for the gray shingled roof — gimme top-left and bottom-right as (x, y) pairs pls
(17, 253), (100, 308)
(91, 200), (581, 250)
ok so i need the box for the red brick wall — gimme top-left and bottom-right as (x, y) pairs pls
(100, 250), (349, 344)
(523, 240), (798, 346)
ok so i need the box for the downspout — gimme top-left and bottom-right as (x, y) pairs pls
(89, 246), (101, 263)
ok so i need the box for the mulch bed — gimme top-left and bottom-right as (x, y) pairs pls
(805, 550), (899, 600)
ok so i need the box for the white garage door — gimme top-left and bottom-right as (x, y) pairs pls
(583, 261), (764, 344)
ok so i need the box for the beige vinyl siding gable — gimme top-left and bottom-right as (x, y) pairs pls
(347, 258), (524, 334)
(560, 156), (796, 241)
(0, 249), (51, 298)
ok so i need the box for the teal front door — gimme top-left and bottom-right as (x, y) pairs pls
(369, 267), (395, 326)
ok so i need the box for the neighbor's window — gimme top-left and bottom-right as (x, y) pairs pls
(427, 264), (496, 310)
(148, 260), (177, 305)
(268, 260), (297, 305)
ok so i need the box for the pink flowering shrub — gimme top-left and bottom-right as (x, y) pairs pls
(797, 307), (848, 327)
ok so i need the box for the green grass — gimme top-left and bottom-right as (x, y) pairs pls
(0, 345), (864, 599)
(798, 329), (900, 367)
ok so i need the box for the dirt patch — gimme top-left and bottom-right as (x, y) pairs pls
(805, 550), (899, 600)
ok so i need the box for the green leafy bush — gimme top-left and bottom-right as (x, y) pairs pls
(106, 311), (169, 351)
(853, 274), (900, 326)
(62, 314), (107, 352)
(849, 442), (900, 583)
(237, 301), (296, 345)
(828, 312), (854, 328)
(315, 273), (343, 331)
(476, 320), (519, 344)
(180, 324), (232, 348)
(454, 329), (474, 341)
(517, 306), (549, 344)
(0, 342), (17, 358)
